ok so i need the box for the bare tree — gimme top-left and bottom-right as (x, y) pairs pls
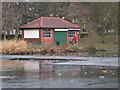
(2, 2), (13, 40)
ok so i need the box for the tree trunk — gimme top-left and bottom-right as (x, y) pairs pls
(7, 30), (10, 40)
(14, 29), (18, 40)
(3, 27), (7, 40)
(102, 28), (105, 43)
(102, 34), (104, 43)
(78, 30), (81, 43)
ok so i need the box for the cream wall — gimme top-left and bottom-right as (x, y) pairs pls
(24, 29), (39, 38)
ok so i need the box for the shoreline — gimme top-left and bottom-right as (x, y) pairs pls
(1, 54), (119, 67)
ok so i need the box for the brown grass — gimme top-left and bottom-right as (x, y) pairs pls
(0, 40), (96, 55)
(0, 40), (31, 54)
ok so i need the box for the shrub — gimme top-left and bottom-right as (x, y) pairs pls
(88, 45), (97, 54)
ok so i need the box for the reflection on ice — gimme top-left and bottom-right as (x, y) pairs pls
(1, 60), (119, 88)
(58, 73), (62, 76)
(0, 76), (18, 79)
(99, 76), (105, 79)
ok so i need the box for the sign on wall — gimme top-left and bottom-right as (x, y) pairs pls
(24, 30), (39, 38)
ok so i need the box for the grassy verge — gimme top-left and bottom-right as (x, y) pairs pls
(70, 44), (118, 50)
(77, 34), (118, 50)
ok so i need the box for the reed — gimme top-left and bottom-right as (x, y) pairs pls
(0, 40), (93, 55)
(0, 40), (30, 54)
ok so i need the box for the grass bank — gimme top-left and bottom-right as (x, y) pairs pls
(79, 34), (118, 44)
(1, 38), (118, 55)
(71, 44), (118, 50)
(78, 34), (118, 50)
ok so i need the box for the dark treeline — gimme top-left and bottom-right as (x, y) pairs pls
(2, 2), (118, 40)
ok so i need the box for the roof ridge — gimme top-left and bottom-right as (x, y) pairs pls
(20, 17), (80, 29)
(42, 17), (58, 18)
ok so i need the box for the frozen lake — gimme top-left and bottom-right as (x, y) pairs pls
(1, 55), (119, 88)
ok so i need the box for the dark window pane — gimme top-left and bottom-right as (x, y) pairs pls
(68, 31), (75, 37)
(43, 29), (51, 37)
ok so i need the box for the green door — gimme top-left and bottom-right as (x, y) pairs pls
(54, 31), (67, 45)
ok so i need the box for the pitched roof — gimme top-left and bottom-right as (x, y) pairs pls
(20, 17), (80, 29)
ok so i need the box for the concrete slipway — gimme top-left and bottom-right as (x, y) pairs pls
(0, 55), (119, 67)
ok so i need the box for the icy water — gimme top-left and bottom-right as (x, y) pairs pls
(1, 60), (118, 88)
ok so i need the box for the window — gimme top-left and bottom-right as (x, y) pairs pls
(68, 31), (75, 37)
(43, 29), (51, 37)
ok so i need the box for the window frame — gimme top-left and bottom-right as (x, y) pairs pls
(43, 29), (51, 38)
(68, 30), (76, 38)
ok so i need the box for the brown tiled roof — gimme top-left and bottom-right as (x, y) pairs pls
(20, 17), (80, 29)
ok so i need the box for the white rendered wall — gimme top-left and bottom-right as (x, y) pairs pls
(24, 29), (39, 38)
